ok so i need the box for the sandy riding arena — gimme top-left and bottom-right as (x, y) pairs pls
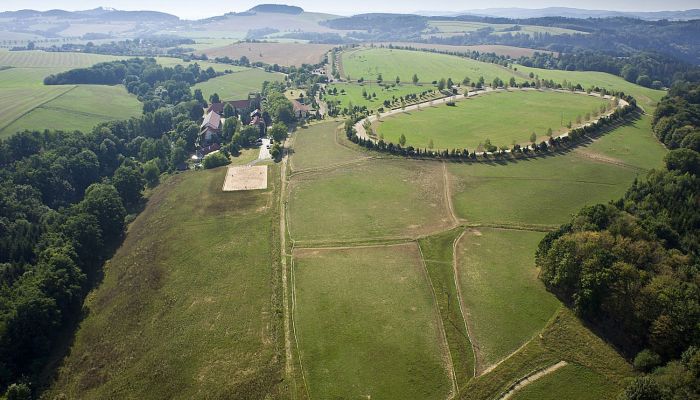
(222, 166), (268, 191)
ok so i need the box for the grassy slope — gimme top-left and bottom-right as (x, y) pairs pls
(376, 90), (609, 149)
(293, 244), (452, 400)
(456, 228), (560, 369)
(49, 167), (284, 399)
(342, 47), (519, 84)
(288, 159), (451, 243)
(324, 82), (440, 111)
(193, 68), (284, 101)
(289, 121), (365, 171)
(427, 21), (586, 37)
(512, 363), (619, 400)
(448, 154), (639, 227)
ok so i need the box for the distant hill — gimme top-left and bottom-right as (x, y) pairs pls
(416, 7), (700, 21)
(248, 4), (304, 14)
(0, 7), (179, 21)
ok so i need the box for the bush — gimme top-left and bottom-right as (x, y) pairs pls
(634, 349), (662, 372)
(6, 383), (31, 400)
(202, 152), (230, 169)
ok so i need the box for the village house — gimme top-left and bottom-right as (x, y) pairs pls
(198, 110), (223, 147)
(291, 99), (314, 119)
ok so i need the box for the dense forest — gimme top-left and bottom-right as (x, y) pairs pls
(535, 81), (700, 399)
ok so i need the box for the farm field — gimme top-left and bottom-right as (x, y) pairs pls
(288, 159), (452, 244)
(1, 84), (141, 136)
(455, 228), (560, 371)
(426, 20), (587, 38)
(375, 90), (610, 149)
(324, 82), (441, 112)
(49, 166), (284, 399)
(341, 47), (519, 84)
(153, 56), (245, 73)
(514, 64), (665, 109)
(289, 121), (366, 171)
(372, 42), (554, 58)
(447, 152), (639, 227)
(512, 363), (618, 400)
(202, 41), (334, 67)
(0, 49), (123, 68)
(292, 244), (452, 399)
(193, 68), (284, 101)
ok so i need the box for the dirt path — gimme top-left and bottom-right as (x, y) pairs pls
(279, 145), (295, 396)
(451, 230), (481, 377)
(498, 361), (569, 400)
(443, 162), (460, 227)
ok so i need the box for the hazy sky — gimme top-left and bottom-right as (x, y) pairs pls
(4, 0), (699, 19)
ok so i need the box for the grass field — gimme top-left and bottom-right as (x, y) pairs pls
(202, 42), (334, 67)
(372, 42), (554, 58)
(0, 49), (123, 68)
(512, 363), (619, 400)
(426, 21), (586, 38)
(289, 121), (365, 171)
(49, 167), (284, 399)
(292, 244), (452, 399)
(288, 159), (451, 243)
(375, 90), (610, 149)
(153, 56), (245, 73)
(193, 68), (284, 101)
(447, 153), (639, 227)
(341, 47), (519, 85)
(455, 228), (560, 370)
(514, 64), (665, 110)
(324, 82), (441, 112)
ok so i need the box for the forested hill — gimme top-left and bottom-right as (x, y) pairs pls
(248, 4), (304, 14)
(535, 82), (700, 399)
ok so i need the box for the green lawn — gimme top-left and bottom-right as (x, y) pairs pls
(455, 228), (560, 370)
(324, 82), (441, 112)
(288, 159), (451, 243)
(48, 167), (284, 399)
(448, 154), (639, 227)
(341, 47), (519, 85)
(293, 244), (452, 400)
(290, 121), (365, 171)
(193, 68), (284, 101)
(512, 363), (619, 400)
(376, 90), (609, 150)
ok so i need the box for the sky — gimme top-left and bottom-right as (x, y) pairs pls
(3, 0), (699, 19)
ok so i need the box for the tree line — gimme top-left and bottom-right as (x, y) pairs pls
(535, 82), (700, 399)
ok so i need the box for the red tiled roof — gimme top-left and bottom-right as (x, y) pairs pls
(206, 100), (251, 115)
(201, 110), (221, 130)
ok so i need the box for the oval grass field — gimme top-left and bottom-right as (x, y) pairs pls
(375, 90), (611, 150)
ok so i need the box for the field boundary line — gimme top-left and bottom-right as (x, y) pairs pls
(289, 250), (311, 400)
(293, 241), (414, 252)
(417, 241), (458, 398)
(442, 161), (460, 227)
(451, 229), (479, 377)
(480, 335), (537, 377)
(497, 360), (569, 400)
(0, 84), (77, 133)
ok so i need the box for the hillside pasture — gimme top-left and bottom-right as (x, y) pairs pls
(512, 363), (619, 400)
(193, 68), (284, 101)
(375, 90), (610, 150)
(202, 41), (334, 67)
(447, 153), (639, 227)
(426, 20), (587, 38)
(341, 47), (519, 84)
(455, 228), (560, 372)
(372, 42), (555, 58)
(0, 49), (122, 68)
(288, 159), (451, 244)
(49, 167), (284, 399)
(292, 244), (452, 399)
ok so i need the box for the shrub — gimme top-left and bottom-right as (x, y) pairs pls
(634, 349), (662, 372)
(202, 152), (230, 169)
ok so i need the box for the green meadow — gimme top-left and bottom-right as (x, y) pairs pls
(292, 244), (452, 400)
(289, 121), (365, 171)
(193, 68), (284, 101)
(324, 81), (441, 111)
(376, 90), (610, 149)
(512, 363), (619, 400)
(341, 47), (519, 84)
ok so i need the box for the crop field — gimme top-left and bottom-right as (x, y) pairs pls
(288, 159), (452, 244)
(49, 167), (284, 399)
(193, 68), (284, 101)
(292, 244), (452, 399)
(0, 49), (122, 68)
(455, 228), (560, 371)
(289, 121), (366, 171)
(153, 56), (245, 73)
(512, 363), (618, 400)
(426, 21), (587, 38)
(202, 41), (334, 67)
(447, 153), (639, 227)
(514, 64), (665, 109)
(375, 90), (610, 149)
(324, 82), (441, 111)
(341, 47), (519, 84)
